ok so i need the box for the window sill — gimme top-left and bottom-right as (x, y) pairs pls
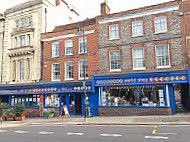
(131, 34), (144, 38)
(133, 67), (146, 71)
(65, 54), (73, 56)
(78, 78), (89, 80)
(51, 79), (60, 82)
(109, 37), (120, 41)
(154, 31), (167, 34)
(51, 56), (60, 59)
(110, 69), (121, 72)
(157, 66), (171, 69)
(78, 52), (87, 55)
(65, 78), (74, 81)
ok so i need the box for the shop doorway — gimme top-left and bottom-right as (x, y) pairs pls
(75, 93), (82, 115)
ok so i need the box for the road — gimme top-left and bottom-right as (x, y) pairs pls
(0, 125), (190, 142)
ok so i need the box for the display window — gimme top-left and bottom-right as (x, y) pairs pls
(101, 85), (166, 107)
(11, 95), (40, 107)
(45, 94), (59, 107)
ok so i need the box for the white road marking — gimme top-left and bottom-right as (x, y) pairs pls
(15, 131), (29, 134)
(100, 134), (122, 137)
(38, 132), (54, 135)
(31, 123), (43, 125)
(0, 129), (8, 133)
(145, 136), (168, 139)
(66, 132), (84, 136)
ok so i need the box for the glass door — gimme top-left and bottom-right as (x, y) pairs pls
(68, 94), (75, 115)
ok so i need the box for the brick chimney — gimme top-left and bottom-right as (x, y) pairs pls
(101, 0), (110, 15)
(56, 0), (60, 6)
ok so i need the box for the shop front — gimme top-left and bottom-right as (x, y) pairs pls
(92, 70), (190, 116)
(0, 81), (99, 116)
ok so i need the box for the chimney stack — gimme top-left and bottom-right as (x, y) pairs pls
(56, 0), (60, 6)
(101, 0), (110, 15)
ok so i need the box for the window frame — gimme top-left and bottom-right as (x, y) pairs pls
(21, 18), (27, 27)
(28, 17), (33, 25)
(154, 16), (167, 34)
(65, 61), (74, 80)
(13, 60), (16, 81)
(19, 60), (25, 81)
(28, 34), (31, 46)
(109, 50), (121, 72)
(132, 47), (145, 70)
(132, 20), (143, 37)
(78, 60), (88, 80)
(27, 59), (30, 80)
(52, 42), (59, 58)
(78, 37), (87, 54)
(155, 44), (170, 68)
(16, 20), (19, 28)
(65, 40), (73, 55)
(109, 24), (119, 40)
(20, 35), (26, 47)
(15, 37), (17, 48)
(51, 63), (60, 81)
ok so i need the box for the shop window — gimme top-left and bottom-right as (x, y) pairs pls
(45, 94), (59, 107)
(132, 20), (143, 36)
(65, 61), (74, 80)
(52, 42), (59, 57)
(101, 85), (166, 107)
(109, 24), (119, 40)
(109, 50), (121, 71)
(10, 95), (40, 107)
(155, 44), (170, 68)
(132, 47), (145, 70)
(52, 63), (60, 81)
(65, 40), (73, 55)
(154, 16), (167, 33)
(79, 37), (87, 54)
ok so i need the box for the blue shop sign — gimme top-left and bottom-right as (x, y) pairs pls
(95, 75), (188, 86)
(0, 85), (92, 95)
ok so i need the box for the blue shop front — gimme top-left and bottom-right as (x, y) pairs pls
(92, 70), (190, 116)
(0, 82), (99, 116)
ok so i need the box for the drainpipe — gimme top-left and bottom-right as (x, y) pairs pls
(40, 41), (44, 82)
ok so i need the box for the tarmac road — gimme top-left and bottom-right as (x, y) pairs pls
(0, 125), (190, 142)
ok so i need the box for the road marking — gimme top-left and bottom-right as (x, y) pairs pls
(0, 129), (8, 133)
(100, 134), (122, 137)
(156, 133), (177, 135)
(66, 132), (84, 136)
(31, 123), (43, 125)
(152, 125), (157, 134)
(38, 132), (54, 135)
(145, 136), (168, 139)
(15, 131), (29, 134)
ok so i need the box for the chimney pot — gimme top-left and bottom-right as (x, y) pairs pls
(101, 1), (110, 15)
(56, 0), (60, 6)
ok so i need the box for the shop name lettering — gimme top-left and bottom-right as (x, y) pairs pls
(124, 78), (148, 83)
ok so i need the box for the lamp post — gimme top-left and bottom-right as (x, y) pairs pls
(78, 25), (87, 122)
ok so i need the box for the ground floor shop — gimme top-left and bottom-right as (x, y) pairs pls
(92, 70), (190, 116)
(0, 82), (99, 116)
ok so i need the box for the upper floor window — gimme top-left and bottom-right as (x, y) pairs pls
(52, 63), (60, 81)
(21, 18), (27, 27)
(155, 44), (170, 68)
(79, 60), (88, 79)
(132, 20), (143, 36)
(52, 42), (59, 57)
(13, 60), (16, 81)
(133, 47), (145, 70)
(109, 24), (119, 39)
(29, 17), (32, 25)
(20, 36), (26, 47)
(15, 37), (17, 48)
(79, 37), (87, 54)
(28, 34), (31, 46)
(19, 60), (25, 81)
(16, 20), (19, 28)
(109, 50), (121, 71)
(154, 16), (167, 33)
(65, 40), (73, 55)
(65, 61), (74, 80)
(27, 59), (30, 80)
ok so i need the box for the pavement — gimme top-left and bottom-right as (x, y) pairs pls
(1, 113), (190, 127)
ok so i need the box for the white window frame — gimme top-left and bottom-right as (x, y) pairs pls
(65, 61), (74, 80)
(65, 40), (73, 55)
(132, 20), (143, 37)
(78, 60), (88, 80)
(109, 50), (121, 72)
(19, 60), (25, 81)
(20, 35), (26, 47)
(21, 18), (27, 27)
(52, 42), (59, 57)
(132, 47), (145, 70)
(51, 63), (60, 81)
(109, 24), (119, 40)
(154, 16), (167, 34)
(155, 44), (170, 68)
(79, 37), (87, 54)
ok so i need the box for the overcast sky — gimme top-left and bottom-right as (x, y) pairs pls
(0, 0), (175, 19)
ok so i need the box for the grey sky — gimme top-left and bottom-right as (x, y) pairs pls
(0, 0), (175, 19)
